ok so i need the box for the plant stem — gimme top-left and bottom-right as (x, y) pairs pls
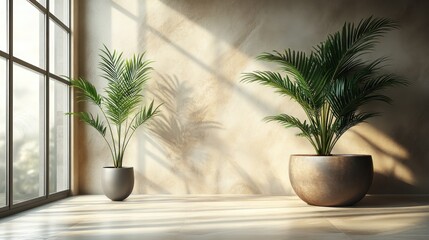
(97, 104), (118, 167)
(117, 123), (122, 168)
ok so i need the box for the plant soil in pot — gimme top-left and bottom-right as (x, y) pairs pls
(242, 17), (406, 206)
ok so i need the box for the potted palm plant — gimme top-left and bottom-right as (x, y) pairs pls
(70, 46), (161, 201)
(242, 17), (406, 206)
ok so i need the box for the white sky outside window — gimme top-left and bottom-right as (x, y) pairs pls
(13, 0), (45, 69)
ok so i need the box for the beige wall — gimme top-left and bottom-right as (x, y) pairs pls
(74, 0), (429, 195)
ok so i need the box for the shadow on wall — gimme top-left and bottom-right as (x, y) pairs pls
(358, 82), (429, 194)
(351, 5), (429, 194)
(141, 75), (222, 193)
(155, 0), (429, 194)
(352, 130), (417, 194)
(349, 0), (429, 194)
(141, 76), (287, 194)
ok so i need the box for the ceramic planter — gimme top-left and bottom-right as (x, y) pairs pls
(102, 167), (134, 201)
(289, 155), (373, 207)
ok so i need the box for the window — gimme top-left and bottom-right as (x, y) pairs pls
(0, 0), (6, 52)
(50, 0), (68, 27)
(50, 19), (68, 77)
(0, 58), (6, 207)
(49, 79), (69, 193)
(13, 0), (45, 68)
(0, 0), (70, 216)
(12, 63), (44, 203)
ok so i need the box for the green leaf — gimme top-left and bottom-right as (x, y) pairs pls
(334, 112), (379, 136)
(132, 100), (162, 130)
(242, 71), (315, 111)
(265, 114), (315, 138)
(100, 48), (154, 125)
(70, 112), (107, 136)
(71, 78), (102, 105)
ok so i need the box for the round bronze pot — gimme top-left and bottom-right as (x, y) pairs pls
(289, 155), (373, 207)
(102, 167), (134, 201)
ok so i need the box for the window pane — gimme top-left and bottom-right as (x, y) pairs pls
(13, 0), (45, 68)
(0, 58), (6, 207)
(13, 63), (44, 204)
(49, 79), (68, 193)
(50, 0), (69, 26)
(0, 0), (6, 52)
(50, 20), (68, 77)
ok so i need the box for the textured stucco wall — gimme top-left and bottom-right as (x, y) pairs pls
(74, 0), (429, 194)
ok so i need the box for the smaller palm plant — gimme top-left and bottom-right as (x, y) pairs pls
(70, 46), (161, 168)
(242, 17), (406, 155)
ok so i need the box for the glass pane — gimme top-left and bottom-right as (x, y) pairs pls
(13, 63), (44, 204)
(0, 58), (6, 206)
(49, 20), (68, 77)
(0, 0), (6, 52)
(13, 0), (45, 68)
(49, 79), (68, 193)
(50, 0), (69, 26)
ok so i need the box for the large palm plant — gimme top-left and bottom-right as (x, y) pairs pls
(70, 46), (161, 168)
(242, 17), (406, 155)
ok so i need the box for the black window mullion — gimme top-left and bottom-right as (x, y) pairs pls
(49, 73), (70, 85)
(44, 0), (50, 199)
(0, 50), (8, 58)
(67, 0), (71, 192)
(7, 0), (13, 210)
(0, 0), (7, 208)
(11, 56), (45, 75)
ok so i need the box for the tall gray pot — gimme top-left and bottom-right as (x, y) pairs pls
(289, 155), (373, 207)
(102, 167), (134, 201)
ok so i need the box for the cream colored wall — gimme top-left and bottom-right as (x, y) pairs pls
(74, 0), (429, 194)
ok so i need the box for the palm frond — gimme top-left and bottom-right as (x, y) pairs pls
(99, 45), (125, 83)
(361, 74), (407, 100)
(334, 112), (379, 136)
(101, 50), (153, 125)
(123, 53), (153, 88)
(316, 16), (399, 80)
(70, 112), (107, 137)
(132, 100), (162, 130)
(242, 71), (314, 111)
(328, 72), (405, 117)
(258, 50), (314, 90)
(265, 114), (319, 151)
(258, 50), (329, 109)
(71, 78), (102, 105)
(265, 114), (314, 137)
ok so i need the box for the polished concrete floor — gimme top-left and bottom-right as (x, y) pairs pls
(0, 195), (429, 240)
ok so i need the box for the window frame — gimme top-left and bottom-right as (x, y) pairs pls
(0, 0), (71, 218)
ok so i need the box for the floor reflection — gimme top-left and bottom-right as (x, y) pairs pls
(0, 195), (428, 239)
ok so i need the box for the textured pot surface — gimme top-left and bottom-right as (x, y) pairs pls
(102, 167), (134, 201)
(289, 155), (373, 207)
